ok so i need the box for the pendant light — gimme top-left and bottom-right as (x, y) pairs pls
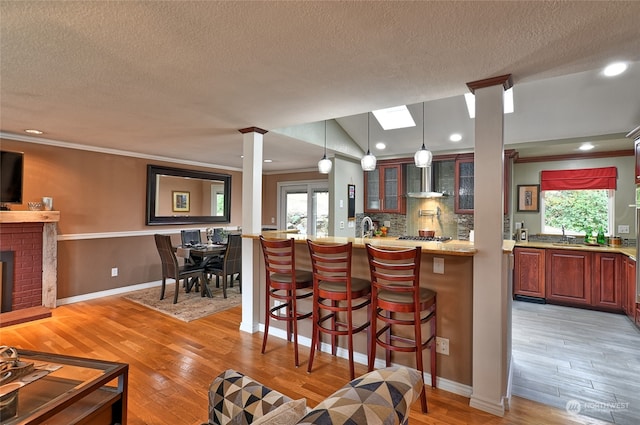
(414, 102), (432, 168)
(317, 120), (332, 174)
(361, 112), (376, 171)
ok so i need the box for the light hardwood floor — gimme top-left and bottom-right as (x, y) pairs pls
(512, 301), (640, 424)
(0, 295), (617, 425)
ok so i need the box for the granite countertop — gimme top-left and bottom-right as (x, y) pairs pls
(244, 232), (516, 256)
(516, 240), (636, 260)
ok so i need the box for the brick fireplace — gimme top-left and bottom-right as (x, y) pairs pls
(0, 210), (59, 325)
(0, 222), (44, 311)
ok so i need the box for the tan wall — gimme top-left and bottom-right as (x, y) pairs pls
(1, 138), (242, 298)
(262, 171), (327, 226)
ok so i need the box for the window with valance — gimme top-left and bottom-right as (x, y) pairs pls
(540, 167), (617, 191)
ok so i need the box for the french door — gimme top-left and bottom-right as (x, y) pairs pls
(279, 182), (329, 237)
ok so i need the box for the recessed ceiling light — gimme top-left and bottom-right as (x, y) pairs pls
(263, 159), (273, 163)
(449, 133), (462, 142)
(603, 62), (628, 77)
(372, 106), (416, 130)
(375, 142), (386, 150)
(579, 143), (594, 151)
(24, 129), (43, 135)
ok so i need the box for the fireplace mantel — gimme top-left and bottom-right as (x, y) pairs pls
(0, 210), (59, 309)
(0, 210), (60, 223)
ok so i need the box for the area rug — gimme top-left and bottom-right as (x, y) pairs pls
(123, 283), (242, 322)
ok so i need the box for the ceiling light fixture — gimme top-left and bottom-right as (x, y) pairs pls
(361, 113), (376, 171)
(375, 142), (386, 150)
(317, 120), (332, 174)
(449, 133), (462, 142)
(579, 143), (595, 151)
(24, 129), (43, 135)
(603, 62), (628, 77)
(414, 102), (432, 168)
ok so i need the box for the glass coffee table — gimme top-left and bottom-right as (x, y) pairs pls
(0, 349), (128, 424)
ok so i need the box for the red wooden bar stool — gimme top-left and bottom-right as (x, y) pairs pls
(365, 244), (436, 413)
(306, 240), (371, 380)
(259, 236), (313, 367)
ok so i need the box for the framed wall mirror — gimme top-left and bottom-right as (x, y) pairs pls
(146, 165), (231, 225)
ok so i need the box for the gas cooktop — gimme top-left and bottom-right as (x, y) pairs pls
(398, 235), (452, 242)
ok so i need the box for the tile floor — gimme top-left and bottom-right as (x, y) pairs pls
(512, 301), (640, 424)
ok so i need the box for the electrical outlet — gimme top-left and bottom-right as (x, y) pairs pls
(384, 220), (391, 227)
(340, 221), (345, 229)
(618, 225), (630, 234)
(436, 337), (449, 355)
(433, 257), (444, 274)
(273, 300), (284, 316)
(111, 267), (118, 277)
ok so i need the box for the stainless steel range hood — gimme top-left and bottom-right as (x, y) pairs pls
(407, 166), (446, 198)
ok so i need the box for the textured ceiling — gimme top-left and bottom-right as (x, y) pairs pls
(1, 1), (639, 172)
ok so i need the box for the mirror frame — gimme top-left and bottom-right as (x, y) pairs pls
(146, 164), (232, 225)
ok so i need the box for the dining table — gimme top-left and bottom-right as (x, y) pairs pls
(177, 243), (227, 297)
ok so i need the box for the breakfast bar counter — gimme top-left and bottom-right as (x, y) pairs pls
(243, 232), (514, 390)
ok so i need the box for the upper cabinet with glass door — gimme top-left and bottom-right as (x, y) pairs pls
(364, 160), (406, 214)
(454, 152), (514, 214)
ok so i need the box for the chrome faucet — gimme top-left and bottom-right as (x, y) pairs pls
(361, 216), (373, 238)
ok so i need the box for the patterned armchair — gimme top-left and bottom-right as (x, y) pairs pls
(206, 366), (423, 425)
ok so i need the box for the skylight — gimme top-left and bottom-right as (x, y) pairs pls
(372, 105), (416, 130)
(464, 87), (514, 119)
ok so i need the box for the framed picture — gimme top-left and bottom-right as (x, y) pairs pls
(517, 184), (540, 212)
(172, 191), (190, 212)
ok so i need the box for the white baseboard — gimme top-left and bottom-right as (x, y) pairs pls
(469, 394), (506, 417)
(258, 324), (472, 398)
(57, 280), (164, 305)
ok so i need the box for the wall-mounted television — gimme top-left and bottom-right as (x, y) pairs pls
(0, 150), (24, 207)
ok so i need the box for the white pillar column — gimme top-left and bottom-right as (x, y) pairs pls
(239, 127), (265, 333)
(468, 75), (512, 416)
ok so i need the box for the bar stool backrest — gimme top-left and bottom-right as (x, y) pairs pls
(307, 241), (353, 287)
(259, 236), (296, 282)
(366, 244), (422, 298)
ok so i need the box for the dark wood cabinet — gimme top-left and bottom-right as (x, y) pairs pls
(625, 257), (636, 319)
(635, 139), (640, 184)
(454, 156), (474, 214)
(545, 249), (592, 306)
(592, 252), (621, 310)
(513, 247), (545, 298)
(452, 151), (513, 215)
(364, 161), (405, 214)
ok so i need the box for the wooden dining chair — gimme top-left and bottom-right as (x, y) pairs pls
(206, 233), (242, 298)
(259, 236), (313, 367)
(365, 243), (436, 413)
(306, 240), (371, 379)
(154, 234), (206, 303)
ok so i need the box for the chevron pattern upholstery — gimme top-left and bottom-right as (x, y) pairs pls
(296, 366), (422, 425)
(207, 366), (423, 425)
(208, 369), (293, 424)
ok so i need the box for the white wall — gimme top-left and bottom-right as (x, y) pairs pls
(330, 154), (363, 237)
